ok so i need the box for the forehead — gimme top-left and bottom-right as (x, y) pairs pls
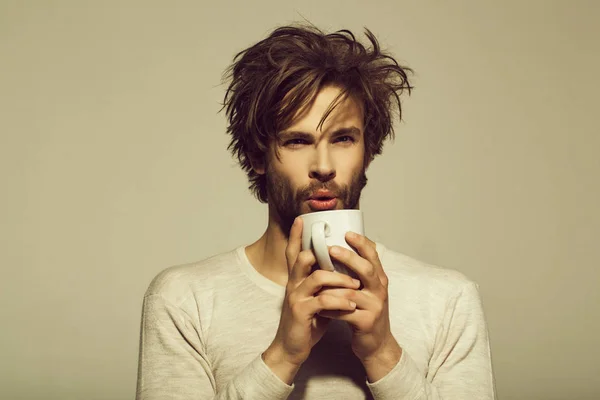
(284, 85), (364, 134)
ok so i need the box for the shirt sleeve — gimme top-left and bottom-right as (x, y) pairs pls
(366, 281), (497, 399)
(135, 294), (294, 400)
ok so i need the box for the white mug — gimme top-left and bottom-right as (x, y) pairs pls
(299, 209), (364, 277)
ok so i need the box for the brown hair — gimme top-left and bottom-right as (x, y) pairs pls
(220, 23), (413, 203)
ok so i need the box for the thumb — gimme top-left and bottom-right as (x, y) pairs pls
(285, 217), (303, 273)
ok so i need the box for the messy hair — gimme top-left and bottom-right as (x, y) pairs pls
(220, 23), (413, 203)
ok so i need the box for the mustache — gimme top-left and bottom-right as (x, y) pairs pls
(297, 182), (344, 199)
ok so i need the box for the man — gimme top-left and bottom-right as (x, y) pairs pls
(136, 24), (496, 399)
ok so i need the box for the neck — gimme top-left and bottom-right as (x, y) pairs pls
(245, 206), (291, 287)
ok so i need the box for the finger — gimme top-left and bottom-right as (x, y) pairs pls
(295, 269), (360, 297)
(285, 217), (304, 273)
(317, 308), (370, 330)
(317, 309), (355, 320)
(329, 245), (380, 292)
(289, 249), (317, 284)
(346, 233), (388, 286)
(305, 293), (357, 315)
(345, 232), (386, 282)
(316, 287), (373, 310)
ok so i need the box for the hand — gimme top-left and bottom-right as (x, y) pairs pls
(263, 217), (361, 384)
(318, 232), (402, 381)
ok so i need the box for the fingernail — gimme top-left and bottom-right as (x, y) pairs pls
(352, 279), (360, 286)
(349, 301), (357, 308)
(347, 231), (357, 239)
(330, 246), (341, 255)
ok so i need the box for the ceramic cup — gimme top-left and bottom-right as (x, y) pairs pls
(299, 209), (364, 278)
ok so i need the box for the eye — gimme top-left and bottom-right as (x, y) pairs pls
(283, 138), (309, 147)
(334, 135), (355, 144)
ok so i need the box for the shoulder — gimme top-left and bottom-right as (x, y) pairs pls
(376, 242), (477, 298)
(143, 246), (244, 306)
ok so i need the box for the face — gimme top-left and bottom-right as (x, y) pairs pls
(258, 85), (369, 236)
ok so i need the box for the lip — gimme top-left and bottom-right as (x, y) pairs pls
(309, 190), (335, 199)
(308, 197), (338, 211)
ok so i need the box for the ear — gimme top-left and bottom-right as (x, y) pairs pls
(364, 154), (374, 170)
(250, 156), (266, 175)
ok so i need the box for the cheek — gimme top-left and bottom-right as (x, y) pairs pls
(273, 156), (308, 186)
(334, 148), (365, 174)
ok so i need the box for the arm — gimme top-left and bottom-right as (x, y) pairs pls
(135, 294), (293, 400)
(366, 282), (496, 400)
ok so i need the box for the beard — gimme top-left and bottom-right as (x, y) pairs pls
(265, 165), (368, 238)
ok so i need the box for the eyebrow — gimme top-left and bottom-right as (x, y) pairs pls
(277, 126), (361, 142)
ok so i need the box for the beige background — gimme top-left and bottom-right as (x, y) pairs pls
(1, 1), (598, 399)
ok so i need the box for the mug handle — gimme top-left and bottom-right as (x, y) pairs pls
(311, 221), (335, 271)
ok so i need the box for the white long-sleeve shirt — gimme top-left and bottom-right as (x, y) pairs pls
(136, 243), (496, 399)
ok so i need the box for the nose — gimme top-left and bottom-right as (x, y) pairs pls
(309, 147), (336, 182)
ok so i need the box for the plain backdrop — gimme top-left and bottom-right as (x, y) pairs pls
(1, 1), (599, 399)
